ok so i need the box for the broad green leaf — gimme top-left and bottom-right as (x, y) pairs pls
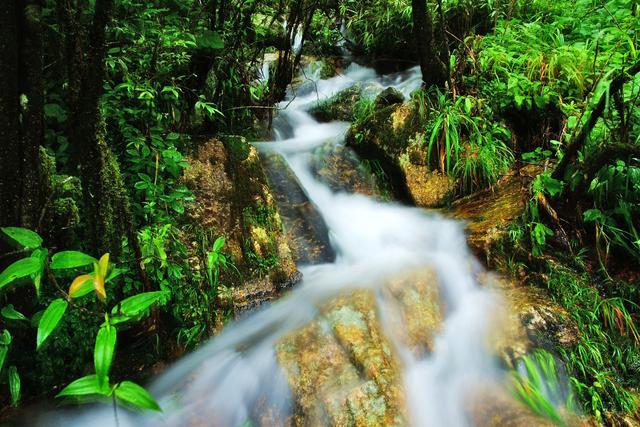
(105, 267), (127, 283)
(94, 324), (117, 389)
(212, 236), (225, 252)
(69, 274), (94, 298)
(31, 248), (47, 296)
(1, 227), (42, 249)
(112, 291), (165, 317)
(56, 375), (110, 398)
(583, 209), (605, 223)
(50, 251), (96, 270)
(1, 305), (28, 321)
(8, 366), (20, 406)
(0, 329), (11, 345)
(197, 30), (224, 50)
(37, 299), (68, 350)
(115, 381), (161, 412)
(0, 258), (41, 289)
(0, 346), (7, 374)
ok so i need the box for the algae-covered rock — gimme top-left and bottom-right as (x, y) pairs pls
(183, 137), (298, 315)
(308, 83), (382, 123)
(451, 164), (541, 257)
(276, 270), (444, 426)
(346, 101), (455, 207)
(310, 142), (380, 197)
(374, 87), (404, 109)
(467, 386), (558, 427)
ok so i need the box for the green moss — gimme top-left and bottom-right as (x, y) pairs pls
(241, 203), (281, 276)
(226, 135), (251, 164)
(309, 84), (367, 122)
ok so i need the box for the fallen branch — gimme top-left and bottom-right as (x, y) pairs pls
(552, 60), (640, 180)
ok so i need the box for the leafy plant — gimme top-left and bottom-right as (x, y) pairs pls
(419, 89), (514, 194)
(0, 227), (165, 413)
(511, 350), (575, 426)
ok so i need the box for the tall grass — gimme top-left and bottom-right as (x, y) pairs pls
(417, 89), (514, 194)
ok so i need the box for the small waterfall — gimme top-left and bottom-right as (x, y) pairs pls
(40, 63), (516, 427)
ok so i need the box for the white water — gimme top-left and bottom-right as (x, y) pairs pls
(42, 63), (506, 427)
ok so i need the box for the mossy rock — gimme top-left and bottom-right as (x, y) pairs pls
(183, 137), (298, 316)
(308, 82), (382, 123)
(346, 102), (455, 207)
(276, 270), (443, 425)
(374, 87), (404, 109)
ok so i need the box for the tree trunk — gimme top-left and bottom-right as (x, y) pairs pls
(18, 0), (45, 228)
(68, 0), (124, 255)
(0, 0), (21, 227)
(412, 0), (447, 88)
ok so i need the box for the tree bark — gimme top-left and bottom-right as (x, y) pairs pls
(0, 0), (21, 226)
(412, 0), (448, 88)
(18, 0), (45, 228)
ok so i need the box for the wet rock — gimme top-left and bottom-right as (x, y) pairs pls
(183, 137), (299, 316)
(451, 164), (542, 258)
(403, 165), (454, 208)
(310, 142), (380, 197)
(467, 386), (558, 427)
(374, 87), (404, 109)
(486, 276), (579, 368)
(346, 102), (455, 207)
(276, 270), (443, 426)
(260, 152), (335, 265)
(450, 169), (580, 367)
(308, 83), (381, 123)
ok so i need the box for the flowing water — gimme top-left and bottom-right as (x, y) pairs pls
(43, 63), (517, 427)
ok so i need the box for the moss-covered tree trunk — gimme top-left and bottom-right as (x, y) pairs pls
(0, 1), (22, 227)
(61, 0), (128, 257)
(412, 0), (448, 88)
(0, 0), (46, 229)
(18, 0), (45, 228)
(64, 0), (151, 290)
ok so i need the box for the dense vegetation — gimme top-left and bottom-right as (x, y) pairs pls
(0, 0), (638, 424)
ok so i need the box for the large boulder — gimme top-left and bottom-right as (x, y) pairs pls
(183, 137), (299, 316)
(346, 102), (455, 208)
(276, 269), (443, 426)
(374, 87), (404, 109)
(308, 83), (382, 123)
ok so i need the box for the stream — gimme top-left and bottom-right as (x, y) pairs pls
(45, 62), (534, 427)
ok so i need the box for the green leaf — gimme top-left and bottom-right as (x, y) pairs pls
(0, 258), (41, 289)
(94, 324), (117, 389)
(539, 174), (563, 197)
(69, 274), (94, 298)
(1, 227), (42, 249)
(0, 330), (11, 372)
(213, 236), (225, 252)
(37, 299), (68, 350)
(532, 223), (554, 246)
(584, 209), (605, 223)
(50, 251), (97, 270)
(1, 305), (28, 321)
(30, 248), (47, 296)
(56, 375), (110, 398)
(114, 381), (161, 412)
(112, 291), (165, 318)
(197, 30), (224, 50)
(8, 366), (20, 406)
(105, 267), (127, 283)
